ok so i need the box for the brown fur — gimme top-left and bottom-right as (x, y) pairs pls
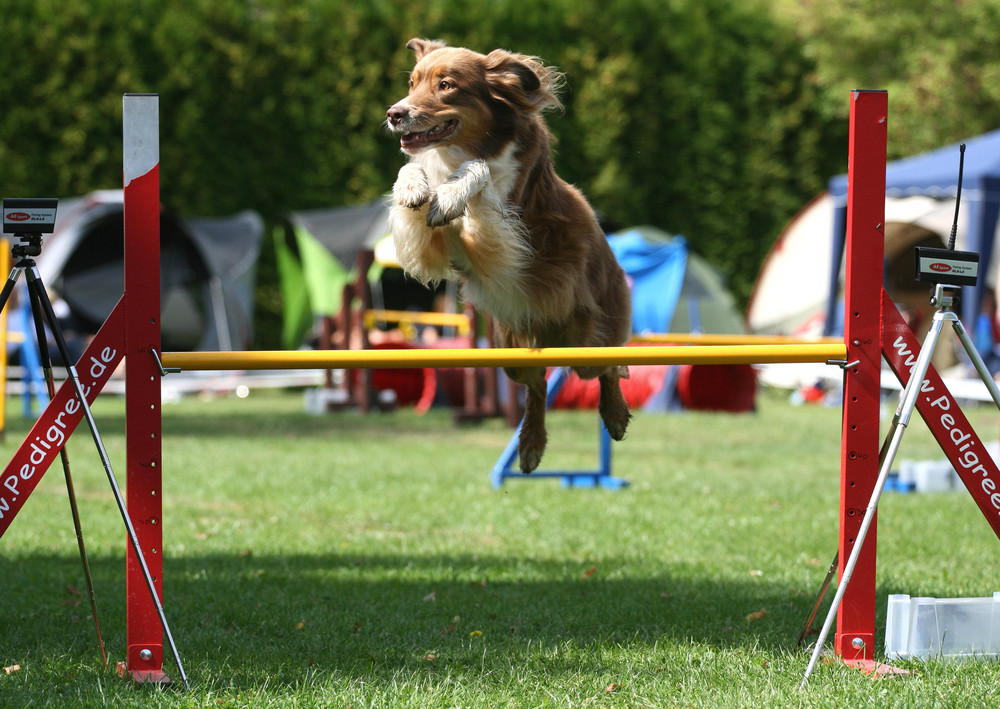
(386, 39), (632, 472)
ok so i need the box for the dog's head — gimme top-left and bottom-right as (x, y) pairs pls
(386, 38), (562, 157)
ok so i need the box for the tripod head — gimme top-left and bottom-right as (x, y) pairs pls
(10, 233), (42, 258)
(2, 197), (57, 259)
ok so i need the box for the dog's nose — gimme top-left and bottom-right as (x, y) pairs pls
(387, 105), (409, 124)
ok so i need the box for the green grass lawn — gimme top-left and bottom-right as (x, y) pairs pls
(2, 385), (1000, 707)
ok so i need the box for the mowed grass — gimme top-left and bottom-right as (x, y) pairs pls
(2, 385), (1000, 707)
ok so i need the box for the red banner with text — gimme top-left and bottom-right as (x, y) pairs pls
(0, 299), (125, 538)
(881, 289), (1000, 541)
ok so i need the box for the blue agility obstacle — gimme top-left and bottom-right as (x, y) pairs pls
(489, 367), (627, 489)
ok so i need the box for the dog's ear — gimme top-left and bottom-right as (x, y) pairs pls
(484, 49), (563, 112)
(406, 38), (447, 61)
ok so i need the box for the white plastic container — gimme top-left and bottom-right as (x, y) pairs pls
(885, 593), (1000, 661)
(898, 459), (960, 493)
(303, 386), (349, 414)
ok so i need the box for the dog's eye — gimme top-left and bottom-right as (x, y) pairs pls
(408, 78), (414, 89)
(438, 80), (455, 91)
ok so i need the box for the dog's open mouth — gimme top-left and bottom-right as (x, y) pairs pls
(400, 119), (458, 151)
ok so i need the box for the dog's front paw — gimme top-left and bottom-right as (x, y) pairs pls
(426, 161), (488, 226)
(393, 164), (431, 209)
(426, 187), (466, 227)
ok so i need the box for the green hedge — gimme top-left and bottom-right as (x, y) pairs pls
(0, 0), (843, 347)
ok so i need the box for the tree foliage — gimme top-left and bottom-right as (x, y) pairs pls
(0, 0), (842, 345)
(774, 0), (1000, 159)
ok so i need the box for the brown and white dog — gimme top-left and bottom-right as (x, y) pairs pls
(386, 38), (632, 473)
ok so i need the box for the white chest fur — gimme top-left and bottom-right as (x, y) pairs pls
(393, 143), (536, 329)
(415, 143), (520, 201)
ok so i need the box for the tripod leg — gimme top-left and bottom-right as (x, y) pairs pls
(25, 283), (107, 666)
(24, 268), (188, 688)
(802, 313), (946, 686)
(950, 315), (1000, 411)
(0, 263), (26, 314)
(796, 551), (838, 647)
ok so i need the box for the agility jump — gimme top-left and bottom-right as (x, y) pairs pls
(159, 342), (845, 371)
(4, 90), (1000, 684)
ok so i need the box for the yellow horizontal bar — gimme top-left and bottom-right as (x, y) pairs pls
(363, 309), (471, 335)
(161, 343), (847, 372)
(630, 333), (843, 346)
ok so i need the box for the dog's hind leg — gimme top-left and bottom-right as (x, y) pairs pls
(575, 365), (631, 442)
(505, 366), (548, 474)
(598, 367), (631, 441)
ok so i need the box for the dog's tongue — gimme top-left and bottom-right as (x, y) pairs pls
(400, 121), (456, 150)
(400, 132), (430, 150)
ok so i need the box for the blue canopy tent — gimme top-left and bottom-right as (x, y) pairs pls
(825, 128), (1000, 332)
(608, 228), (687, 333)
(607, 226), (745, 335)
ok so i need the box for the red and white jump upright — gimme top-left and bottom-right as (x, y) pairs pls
(835, 89), (887, 663)
(121, 93), (166, 684)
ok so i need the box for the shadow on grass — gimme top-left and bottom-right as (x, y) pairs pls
(1, 548), (851, 688)
(5, 404), (504, 444)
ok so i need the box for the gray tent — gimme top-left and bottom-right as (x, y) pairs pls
(37, 191), (263, 351)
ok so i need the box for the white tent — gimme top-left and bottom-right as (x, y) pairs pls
(746, 192), (966, 338)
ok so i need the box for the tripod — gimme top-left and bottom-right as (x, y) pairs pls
(801, 281), (1000, 685)
(0, 233), (188, 688)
